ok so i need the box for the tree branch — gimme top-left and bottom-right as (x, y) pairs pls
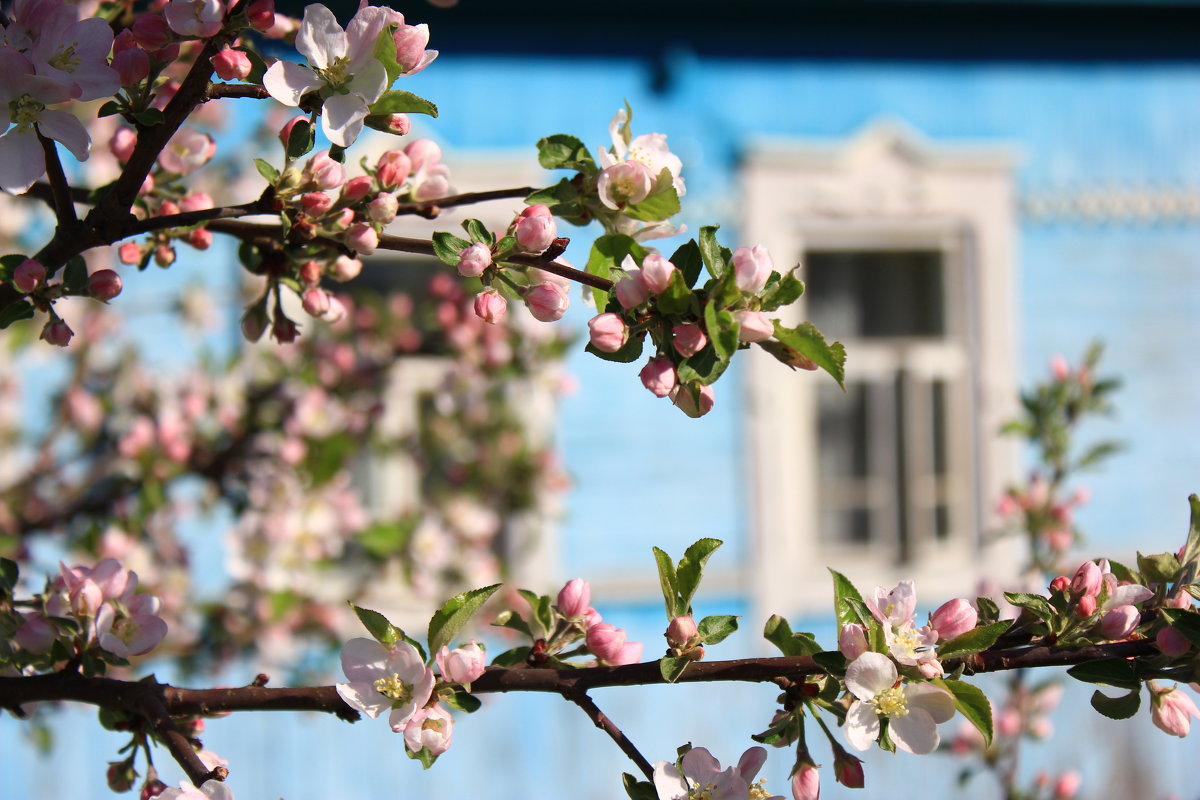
(394, 187), (536, 219)
(563, 688), (654, 780)
(36, 130), (77, 228)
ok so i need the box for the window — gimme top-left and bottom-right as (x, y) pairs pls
(740, 120), (1023, 618)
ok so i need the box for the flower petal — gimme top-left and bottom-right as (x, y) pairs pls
(844, 700), (880, 751)
(263, 61), (323, 107)
(680, 747), (722, 782)
(38, 110), (90, 162)
(652, 761), (688, 800)
(346, 59), (387, 105)
(905, 682), (957, 724)
(736, 746), (767, 782)
(845, 651), (897, 700)
(340, 637), (388, 682)
(890, 706), (939, 754)
(335, 681), (389, 718)
(0, 128), (47, 194)
(295, 4), (345, 70)
(322, 93), (368, 148)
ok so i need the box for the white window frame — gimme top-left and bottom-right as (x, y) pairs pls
(740, 120), (1024, 620)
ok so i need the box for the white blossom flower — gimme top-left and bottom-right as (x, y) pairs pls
(0, 48), (90, 194)
(336, 637), (434, 731)
(262, 3), (391, 147)
(844, 651), (956, 755)
(652, 746), (783, 800)
(598, 107), (685, 198)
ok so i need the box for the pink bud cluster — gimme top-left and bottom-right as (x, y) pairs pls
(555, 578), (642, 666)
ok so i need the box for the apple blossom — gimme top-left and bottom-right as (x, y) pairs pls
(164, 0), (224, 38)
(1151, 684), (1200, 737)
(436, 641), (486, 685)
(19, 0), (120, 101)
(456, 243), (491, 277)
(110, 128), (138, 163)
(670, 383), (715, 418)
(597, 160), (654, 210)
(598, 107), (686, 199)
(587, 313), (628, 353)
(96, 597), (169, 658)
(403, 703), (453, 755)
(336, 638), (435, 732)
(525, 282), (569, 322)
(473, 289), (506, 324)
(556, 578), (591, 619)
(342, 175), (373, 202)
(639, 357), (677, 398)
(0, 50), (92, 194)
(843, 651), (956, 754)
(639, 254), (676, 294)
(615, 270), (650, 309)
(652, 746), (780, 800)
(156, 780), (234, 800)
(586, 622), (626, 663)
(732, 245), (773, 294)
(263, 4), (396, 147)
(13, 258), (44, 293)
(158, 128), (216, 176)
(734, 310), (773, 343)
(14, 612), (56, 653)
(672, 323), (707, 357)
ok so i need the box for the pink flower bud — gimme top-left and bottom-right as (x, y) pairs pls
(300, 192), (334, 217)
(791, 765), (820, 800)
(341, 175), (373, 202)
(271, 315), (299, 343)
(374, 113), (411, 135)
(106, 761), (137, 794)
(1075, 594), (1096, 618)
(132, 14), (171, 51)
(392, 23), (432, 73)
(113, 47), (150, 86)
(1049, 575), (1070, 594)
(377, 149), (413, 188)
(587, 313), (628, 353)
(457, 243), (491, 278)
(473, 290), (507, 324)
(672, 323), (707, 357)
(556, 578), (591, 619)
(582, 607), (602, 629)
(331, 255), (363, 281)
(157, 200), (181, 217)
(241, 308), (267, 342)
(436, 641), (486, 685)
(1097, 605), (1140, 639)
(179, 192), (214, 213)
(639, 357), (677, 398)
(1152, 685), (1200, 737)
(1157, 625), (1192, 658)
(733, 310), (774, 342)
(524, 282), (569, 322)
(247, 0), (275, 30)
(13, 258), (44, 293)
(834, 751), (865, 788)
(88, 270), (123, 302)
(211, 48), (252, 81)
(110, 128), (138, 163)
(15, 613), (56, 653)
(346, 223), (378, 255)
(515, 212), (556, 253)
(299, 260), (322, 286)
(1053, 771), (1080, 800)
(185, 229), (212, 250)
(917, 659), (943, 679)
(638, 254), (676, 294)
(301, 287), (330, 317)
(732, 244), (773, 293)
(305, 150), (346, 190)
(671, 383), (715, 418)
(1070, 561), (1102, 597)
(40, 318), (73, 347)
(838, 623), (868, 659)
(405, 138), (442, 172)
(1050, 355), (1070, 381)
(586, 622), (627, 663)
(930, 598), (977, 641)
(154, 245), (175, 267)
(611, 640), (643, 666)
(615, 271), (650, 309)
(666, 615), (698, 649)
(279, 116), (306, 147)
(368, 193), (399, 224)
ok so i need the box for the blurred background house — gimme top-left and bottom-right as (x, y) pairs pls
(6, 0), (1200, 797)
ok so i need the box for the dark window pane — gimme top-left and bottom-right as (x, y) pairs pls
(818, 383), (869, 478)
(805, 250), (945, 338)
(932, 379), (948, 475)
(820, 507), (872, 546)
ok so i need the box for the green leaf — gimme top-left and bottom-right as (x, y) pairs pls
(327, 145), (346, 163)
(427, 583), (502, 655)
(357, 520), (414, 560)
(758, 272), (805, 311)
(829, 569), (864, 629)
(0, 300), (34, 330)
(1090, 687), (1141, 720)
(1067, 657), (1141, 690)
(432, 232), (472, 266)
(811, 650), (847, 677)
(936, 621), (1012, 660)
(463, 218), (493, 246)
(63, 256), (88, 292)
(762, 615), (823, 656)
(938, 679), (993, 747)
(659, 655), (691, 683)
(622, 773), (658, 800)
(698, 225), (725, 278)
(652, 546), (679, 619)
(676, 346), (730, 387)
(1177, 495), (1200, 585)
(1003, 592), (1056, 621)
(373, 26), (403, 84)
(490, 646), (530, 667)
(696, 614), (739, 645)
(490, 609), (532, 638)
(751, 711), (799, 746)
(525, 179), (587, 225)
(1160, 608), (1200, 648)
(1106, 559), (1138, 585)
(656, 269), (696, 316)
(253, 158), (280, 184)
(1138, 551), (1181, 584)
(975, 596), (1001, 623)
(585, 334), (644, 364)
(233, 45), (268, 84)
(133, 108), (164, 127)
(285, 118), (315, 161)
(370, 89), (438, 118)
(771, 322), (847, 389)
(703, 301), (738, 361)
(536, 134), (595, 172)
(675, 537), (723, 613)
(97, 101), (121, 118)
(350, 604), (402, 646)
(0, 557), (16, 592)
(669, 240), (704, 288)
(444, 691), (482, 713)
(623, 186), (680, 223)
(406, 745), (437, 769)
(584, 235), (646, 311)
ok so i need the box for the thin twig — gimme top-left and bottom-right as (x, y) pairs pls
(564, 688), (654, 780)
(394, 187), (536, 219)
(36, 129), (78, 228)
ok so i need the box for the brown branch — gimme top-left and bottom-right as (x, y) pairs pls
(563, 688), (654, 780)
(35, 130), (78, 228)
(205, 82), (269, 102)
(394, 187), (536, 219)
